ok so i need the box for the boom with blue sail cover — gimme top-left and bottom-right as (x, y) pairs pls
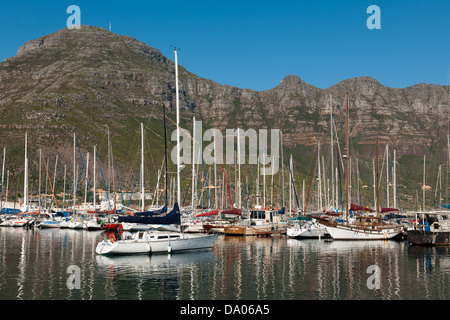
(118, 203), (180, 225)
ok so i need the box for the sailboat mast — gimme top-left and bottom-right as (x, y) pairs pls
(94, 145), (96, 210)
(345, 92), (349, 223)
(393, 148), (397, 209)
(376, 139), (380, 217)
(73, 132), (76, 211)
(318, 140), (322, 210)
(1, 147), (5, 210)
(24, 133), (28, 211)
(141, 123), (145, 211)
(237, 128), (241, 209)
(174, 48), (181, 206)
(192, 117), (196, 209)
(386, 144), (390, 208)
(263, 153), (266, 207)
(163, 104), (168, 205)
(423, 155), (426, 211)
(330, 95), (334, 209)
(281, 132), (285, 208)
(214, 130), (217, 209)
(256, 156), (260, 207)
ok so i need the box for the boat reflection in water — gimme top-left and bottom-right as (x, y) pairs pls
(0, 227), (449, 300)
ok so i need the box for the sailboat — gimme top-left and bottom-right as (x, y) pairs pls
(319, 93), (402, 240)
(286, 127), (328, 239)
(407, 211), (450, 245)
(96, 203), (218, 254)
(95, 48), (219, 254)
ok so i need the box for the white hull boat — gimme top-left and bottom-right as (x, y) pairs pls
(320, 216), (403, 240)
(129, 223), (153, 231)
(68, 219), (85, 229)
(85, 219), (104, 231)
(9, 218), (28, 227)
(95, 231), (219, 255)
(324, 224), (402, 240)
(59, 219), (70, 228)
(38, 220), (61, 228)
(287, 221), (328, 239)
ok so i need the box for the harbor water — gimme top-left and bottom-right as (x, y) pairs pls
(0, 227), (449, 300)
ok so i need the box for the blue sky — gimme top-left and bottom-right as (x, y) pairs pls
(0, 0), (449, 91)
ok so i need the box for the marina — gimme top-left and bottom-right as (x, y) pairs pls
(0, 226), (448, 300)
(0, 1), (449, 306)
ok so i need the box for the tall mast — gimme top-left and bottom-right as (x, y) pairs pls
(281, 132), (285, 208)
(256, 155), (260, 207)
(290, 155), (293, 213)
(423, 155), (426, 211)
(73, 132), (76, 211)
(237, 128), (241, 209)
(174, 48), (181, 206)
(192, 117), (196, 209)
(1, 147), (5, 210)
(24, 133), (28, 211)
(386, 144), (389, 208)
(214, 130), (217, 209)
(84, 153), (89, 205)
(317, 140), (322, 210)
(345, 92), (349, 223)
(263, 153), (266, 207)
(141, 123), (144, 211)
(163, 104), (168, 205)
(107, 126), (111, 195)
(393, 148), (397, 209)
(38, 149), (41, 211)
(373, 158), (376, 209)
(376, 139), (380, 217)
(93, 146), (96, 210)
(330, 95), (334, 209)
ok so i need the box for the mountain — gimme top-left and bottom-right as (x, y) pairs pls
(0, 25), (449, 209)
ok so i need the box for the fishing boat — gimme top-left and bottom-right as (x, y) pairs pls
(407, 211), (450, 246)
(95, 202), (219, 255)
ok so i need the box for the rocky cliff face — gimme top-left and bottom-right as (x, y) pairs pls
(1, 26), (449, 207)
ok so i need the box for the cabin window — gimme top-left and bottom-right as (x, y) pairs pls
(251, 210), (265, 220)
(157, 236), (168, 239)
(169, 235), (180, 239)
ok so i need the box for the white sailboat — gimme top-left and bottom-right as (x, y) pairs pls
(95, 48), (219, 255)
(287, 218), (328, 239)
(96, 229), (219, 255)
(9, 133), (33, 227)
(319, 93), (402, 240)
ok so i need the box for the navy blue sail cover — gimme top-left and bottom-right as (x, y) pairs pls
(118, 203), (180, 225)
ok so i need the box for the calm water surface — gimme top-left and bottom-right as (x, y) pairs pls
(0, 227), (449, 300)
